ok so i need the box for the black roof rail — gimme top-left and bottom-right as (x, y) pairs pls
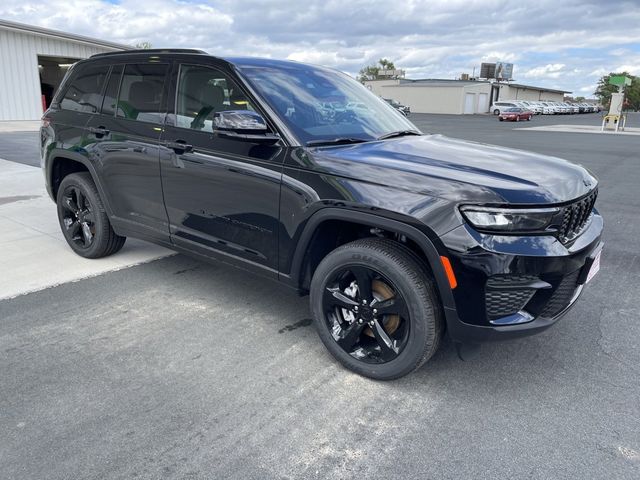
(90, 48), (207, 58)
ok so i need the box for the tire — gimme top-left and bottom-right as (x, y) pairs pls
(499, 117), (504, 121)
(493, 109), (500, 115)
(310, 238), (443, 380)
(56, 172), (126, 258)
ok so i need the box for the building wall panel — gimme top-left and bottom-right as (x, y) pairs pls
(0, 28), (120, 121)
(390, 86), (465, 114)
(499, 85), (565, 103)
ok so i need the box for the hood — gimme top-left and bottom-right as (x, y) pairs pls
(308, 134), (597, 204)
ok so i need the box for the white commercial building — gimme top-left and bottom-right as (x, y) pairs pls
(365, 78), (570, 114)
(0, 20), (129, 121)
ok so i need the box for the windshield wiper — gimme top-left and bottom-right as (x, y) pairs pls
(306, 137), (369, 147)
(377, 130), (422, 140)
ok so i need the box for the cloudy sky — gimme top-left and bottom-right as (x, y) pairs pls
(2, 0), (639, 97)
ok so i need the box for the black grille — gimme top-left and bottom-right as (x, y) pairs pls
(485, 275), (538, 319)
(540, 270), (581, 317)
(559, 189), (597, 243)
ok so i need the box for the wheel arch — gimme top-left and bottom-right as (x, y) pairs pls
(284, 208), (456, 309)
(47, 152), (114, 217)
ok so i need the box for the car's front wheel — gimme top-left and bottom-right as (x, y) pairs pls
(493, 109), (500, 115)
(56, 172), (126, 258)
(310, 238), (443, 380)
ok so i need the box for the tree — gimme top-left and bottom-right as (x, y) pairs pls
(595, 72), (640, 110)
(575, 96), (585, 102)
(358, 58), (398, 82)
(135, 42), (153, 49)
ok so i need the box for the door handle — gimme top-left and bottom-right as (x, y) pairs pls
(88, 126), (109, 138)
(164, 140), (193, 154)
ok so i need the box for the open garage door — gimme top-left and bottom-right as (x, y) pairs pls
(38, 55), (81, 111)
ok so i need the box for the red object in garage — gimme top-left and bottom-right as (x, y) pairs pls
(41, 94), (47, 113)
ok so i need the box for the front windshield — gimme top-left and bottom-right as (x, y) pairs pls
(236, 62), (418, 145)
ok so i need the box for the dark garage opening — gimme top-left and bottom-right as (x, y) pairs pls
(38, 55), (81, 110)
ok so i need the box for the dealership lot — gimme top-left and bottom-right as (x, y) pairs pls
(1, 114), (639, 479)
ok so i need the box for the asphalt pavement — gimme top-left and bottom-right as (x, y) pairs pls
(1, 113), (639, 479)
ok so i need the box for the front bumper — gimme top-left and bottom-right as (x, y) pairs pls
(438, 212), (603, 343)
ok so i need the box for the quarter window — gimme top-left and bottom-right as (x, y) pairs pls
(115, 64), (168, 123)
(60, 64), (109, 113)
(175, 65), (255, 131)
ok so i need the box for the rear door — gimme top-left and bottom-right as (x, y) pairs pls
(85, 61), (170, 240)
(46, 62), (110, 156)
(159, 62), (284, 274)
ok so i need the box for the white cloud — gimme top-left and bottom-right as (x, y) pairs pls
(521, 64), (566, 79)
(1, 0), (638, 97)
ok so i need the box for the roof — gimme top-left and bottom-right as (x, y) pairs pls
(371, 77), (571, 93)
(503, 83), (571, 94)
(223, 57), (339, 71)
(402, 78), (489, 85)
(385, 79), (489, 88)
(91, 48), (207, 58)
(0, 19), (131, 51)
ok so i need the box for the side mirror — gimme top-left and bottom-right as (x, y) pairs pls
(213, 110), (280, 144)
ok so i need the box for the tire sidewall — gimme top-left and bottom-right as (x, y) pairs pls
(310, 245), (435, 380)
(56, 174), (107, 258)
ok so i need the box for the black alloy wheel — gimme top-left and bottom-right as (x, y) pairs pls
(310, 238), (443, 380)
(322, 265), (410, 364)
(56, 172), (126, 258)
(60, 185), (96, 249)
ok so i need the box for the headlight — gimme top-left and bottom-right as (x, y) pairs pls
(459, 205), (559, 233)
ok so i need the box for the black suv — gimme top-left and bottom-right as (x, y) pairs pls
(41, 49), (603, 380)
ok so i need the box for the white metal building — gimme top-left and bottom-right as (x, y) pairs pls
(0, 20), (129, 121)
(494, 83), (568, 103)
(365, 78), (570, 114)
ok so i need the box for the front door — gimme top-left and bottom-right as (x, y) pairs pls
(85, 62), (170, 240)
(160, 63), (284, 274)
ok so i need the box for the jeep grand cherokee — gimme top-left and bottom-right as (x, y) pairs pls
(41, 49), (603, 380)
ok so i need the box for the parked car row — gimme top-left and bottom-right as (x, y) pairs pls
(492, 100), (601, 116)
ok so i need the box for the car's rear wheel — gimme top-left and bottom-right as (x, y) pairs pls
(56, 172), (126, 258)
(310, 238), (443, 380)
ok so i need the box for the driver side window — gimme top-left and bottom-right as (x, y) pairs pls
(175, 65), (254, 132)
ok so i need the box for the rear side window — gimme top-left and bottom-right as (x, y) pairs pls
(60, 64), (109, 113)
(115, 64), (168, 123)
(101, 65), (123, 116)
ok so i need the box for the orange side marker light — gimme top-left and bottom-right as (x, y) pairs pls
(440, 256), (457, 289)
